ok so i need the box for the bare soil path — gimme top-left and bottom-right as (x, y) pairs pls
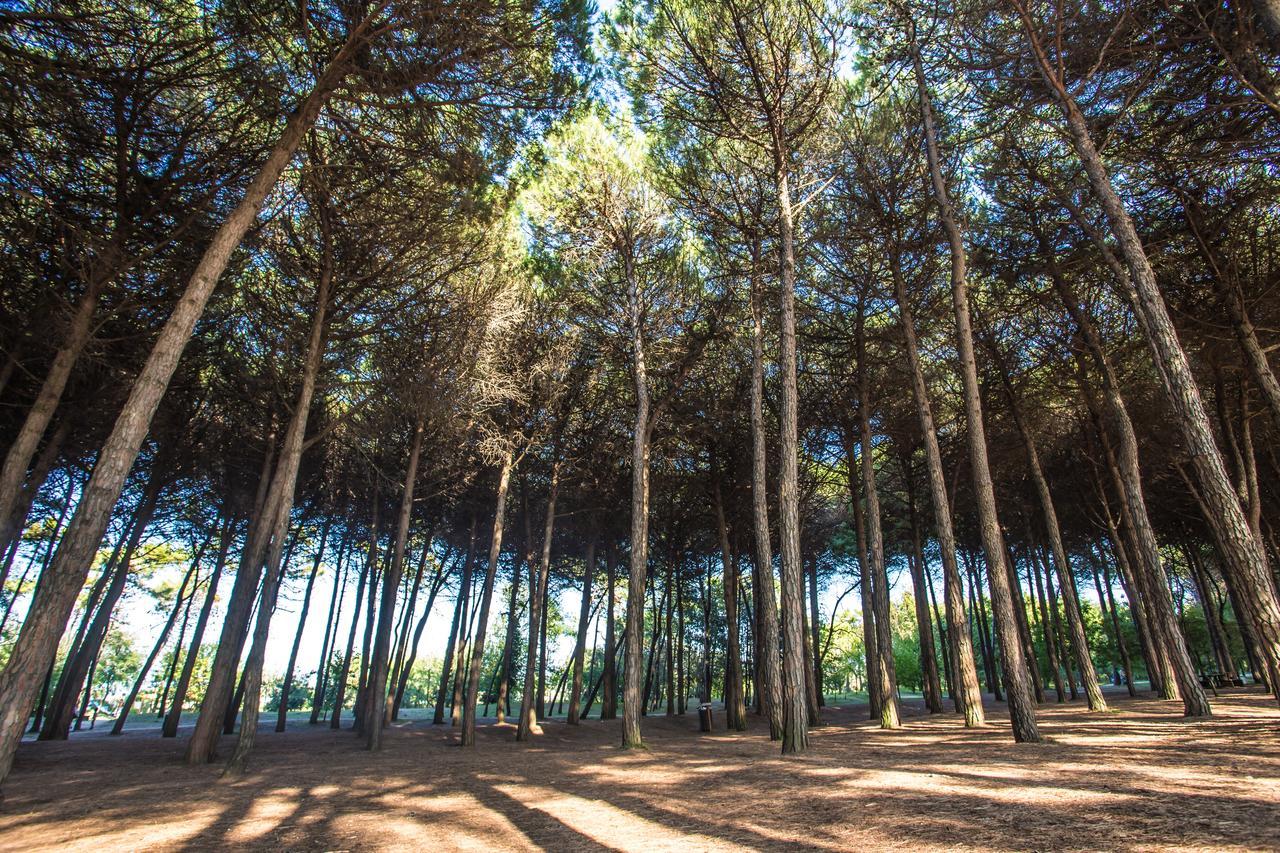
(1, 689), (1277, 851)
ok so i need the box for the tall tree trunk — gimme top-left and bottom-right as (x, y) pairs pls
(623, 246), (654, 749)
(191, 218), (332, 765)
(773, 144), (809, 755)
(0, 18), (381, 780)
(275, 518), (331, 732)
(1015, 0), (1265, 707)
(857, 330), (900, 729)
(365, 416), (424, 751)
(435, 517), (477, 725)
(518, 463), (559, 741)
(163, 516), (232, 737)
(713, 474), (747, 731)
(568, 538), (596, 725)
(462, 453), (515, 746)
(906, 51), (986, 728)
(748, 269), (784, 739)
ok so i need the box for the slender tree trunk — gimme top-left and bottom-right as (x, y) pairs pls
(602, 547), (618, 720)
(857, 332), (899, 729)
(915, 35), (1039, 739)
(0, 419), (71, 570)
(901, 67), (985, 727)
(623, 246), (654, 749)
(713, 475), (747, 731)
(310, 532), (352, 724)
(275, 518), (331, 732)
(331, 512), (376, 730)
(163, 517), (232, 737)
(365, 417), (424, 751)
(568, 538), (595, 725)
(773, 147), (809, 755)
(902, 459), (943, 713)
(518, 463), (559, 741)
(462, 453), (515, 746)
(435, 517), (476, 724)
(747, 269), (784, 739)
(1028, 544), (1064, 702)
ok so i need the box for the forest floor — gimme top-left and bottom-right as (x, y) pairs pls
(0, 688), (1277, 852)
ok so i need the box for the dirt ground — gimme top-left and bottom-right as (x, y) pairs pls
(1, 688), (1277, 852)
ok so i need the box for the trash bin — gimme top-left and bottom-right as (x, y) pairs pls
(698, 703), (713, 732)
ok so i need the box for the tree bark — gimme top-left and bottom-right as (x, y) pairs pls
(462, 453), (515, 746)
(567, 537), (596, 725)
(163, 516), (232, 737)
(365, 416), (425, 751)
(747, 270), (784, 739)
(275, 518), (331, 732)
(518, 462), (559, 741)
(713, 475), (747, 731)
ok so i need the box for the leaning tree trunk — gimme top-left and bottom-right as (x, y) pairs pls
(844, 428), (881, 721)
(0, 18), (380, 782)
(190, 223), (332, 764)
(331, 517), (377, 730)
(310, 533), (352, 724)
(276, 518), (331, 732)
(903, 59), (985, 728)
(916, 41), (1039, 741)
(748, 269), (784, 740)
(365, 416), (424, 751)
(995, 359), (1106, 710)
(462, 453), (515, 746)
(0, 282), (103, 560)
(857, 323), (900, 729)
(435, 518), (476, 725)
(1015, 0), (1271, 707)
(518, 463), (559, 741)
(567, 538), (596, 725)
(163, 517), (232, 738)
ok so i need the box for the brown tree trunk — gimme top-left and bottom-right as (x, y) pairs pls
(857, 329), (900, 729)
(601, 547), (618, 720)
(462, 453), (515, 746)
(902, 458), (943, 714)
(774, 152), (809, 755)
(163, 516), (232, 737)
(276, 518), (331, 733)
(713, 475), (747, 731)
(518, 463), (558, 741)
(330, 512), (377, 730)
(567, 538), (596, 725)
(365, 416), (425, 751)
(843, 426), (880, 720)
(310, 533), (352, 724)
(748, 270), (784, 739)
(918, 61), (1040, 739)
